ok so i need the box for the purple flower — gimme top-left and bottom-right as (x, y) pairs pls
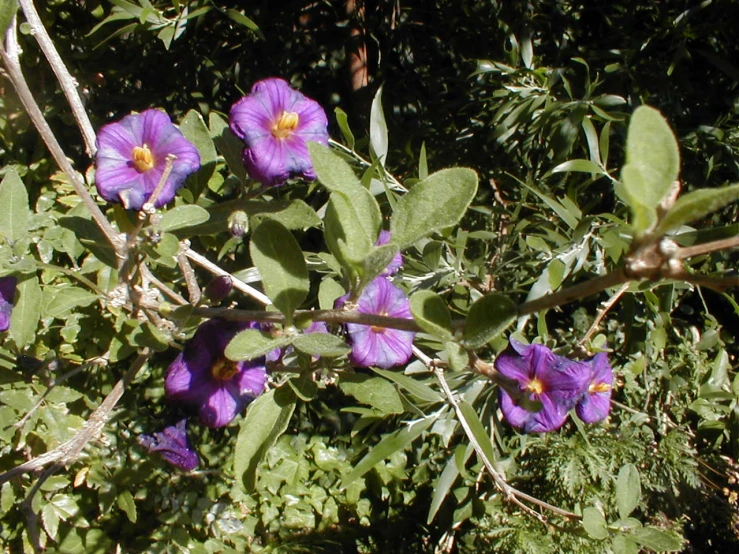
(95, 109), (200, 210)
(165, 319), (267, 428)
(495, 340), (591, 433)
(376, 230), (403, 276)
(138, 419), (198, 471)
(576, 353), (613, 424)
(346, 277), (416, 368)
(0, 276), (17, 332)
(229, 78), (329, 187)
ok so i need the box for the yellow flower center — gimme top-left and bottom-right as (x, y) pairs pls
(271, 111), (300, 139)
(132, 144), (155, 172)
(526, 378), (544, 395)
(211, 357), (239, 381)
(589, 381), (611, 394)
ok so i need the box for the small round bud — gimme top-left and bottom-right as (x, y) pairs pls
(203, 275), (233, 303)
(228, 210), (249, 239)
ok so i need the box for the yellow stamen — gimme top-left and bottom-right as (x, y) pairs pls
(132, 144), (155, 172)
(211, 357), (239, 381)
(589, 381), (611, 394)
(526, 378), (544, 395)
(271, 111), (300, 139)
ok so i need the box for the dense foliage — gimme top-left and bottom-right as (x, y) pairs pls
(2, 1), (739, 553)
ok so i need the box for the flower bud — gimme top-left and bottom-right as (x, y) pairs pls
(203, 275), (233, 303)
(228, 210), (249, 238)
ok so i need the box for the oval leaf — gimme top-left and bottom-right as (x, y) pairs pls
(225, 328), (293, 362)
(632, 527), (683, 552)
(179, 109), (217, 200)
(370, 85), (388, 165)
(292, 333), (350, 357)
(340, 374), (404, 415)
(622, 106), (680, 209)
(250, 219), (308, 322)
(616, 463), (642, 520)
(551, 159), (606, 175)
(582, 507), (609, 540)
(462, 293), (517, 349)
(324, 189), (381, 270)
(390, 168), (478, 249)
(410, 290), (453, 340)
(234, 387), (296, 492)
(158, 205), (210, 232)
(308, 142), (362, 193)
(656, 183), (739, 235)
(0, 169), (31, 244)
(45, 287), (98, 318)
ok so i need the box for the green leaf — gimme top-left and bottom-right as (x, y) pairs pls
(582, 507), (609, 540)
(45, 287), (98, 318)
(462, 294), (517, 349)
(308, 142), (362, 193)
(324, 189), (381, 269)
(371, 367), (442, 403)
(116, 490), (137, 523)
(343, 415), (436, 486)
(359, 243), (400, 287)
(158, 205), (210, 232)
(209, 112), (247, 184)
(250, 220), (308, 322)
(334, 107), (355, 150)
(445, 341), (469, 371)
(457, 400), (497, 463)
(0, 0), (18, 43)
(632, 527), (683, 552)
(0, 168), (30, 244)
(179, 109), (217, 200)
(551, 159), (606, 175)
(370, 85), (388, 165)
(234, 387), (296, 492)
(612, 534), (640, 554)
(292, 333), (350, 357)
(410, 290), (453, 340)
(10, 275), (41, 349)
(340, 374), (404, 415)
(390, 168), (478, 249)
(622, 106), (680, 210)
(616, 463), (642, 520)
(427, 454), (461, 524)
(656, 183), (739, 235)
(225, 8), (264, 39)
(225, 329), (293, 362)
(250, 199), (321, 230)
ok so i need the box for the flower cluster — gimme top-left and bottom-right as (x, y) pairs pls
(95, 109), (200, 210)
(495, 340), (613, 433)
(229, 78), (329, 187)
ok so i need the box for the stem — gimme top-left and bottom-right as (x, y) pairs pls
(18, 0), (98, 156)
(677, 235), (739, 260)
(0, 21), (125, 259)
(517, 269), (630, 317)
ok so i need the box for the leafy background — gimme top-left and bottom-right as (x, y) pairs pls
(2, 0), (739, 552)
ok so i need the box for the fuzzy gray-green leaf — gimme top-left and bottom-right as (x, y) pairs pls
(656, 183), (739, 235)
(410, 290), (453, 340)
(462, 294), (517, 349)
(390, 168), (478, 249)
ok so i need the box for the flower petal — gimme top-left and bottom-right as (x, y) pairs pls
(199, 384), (242, 428)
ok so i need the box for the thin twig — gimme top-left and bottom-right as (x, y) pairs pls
(18, 0), (97, 156)
(0, 20), (124, 259)
(183, 247), (272, 306)
(677, 235), (739, 260)
(576, 282), (630, 351)
(518, 269), (631, 317)
(0, 349), (151, 485)
(177, 248), (201, 305)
